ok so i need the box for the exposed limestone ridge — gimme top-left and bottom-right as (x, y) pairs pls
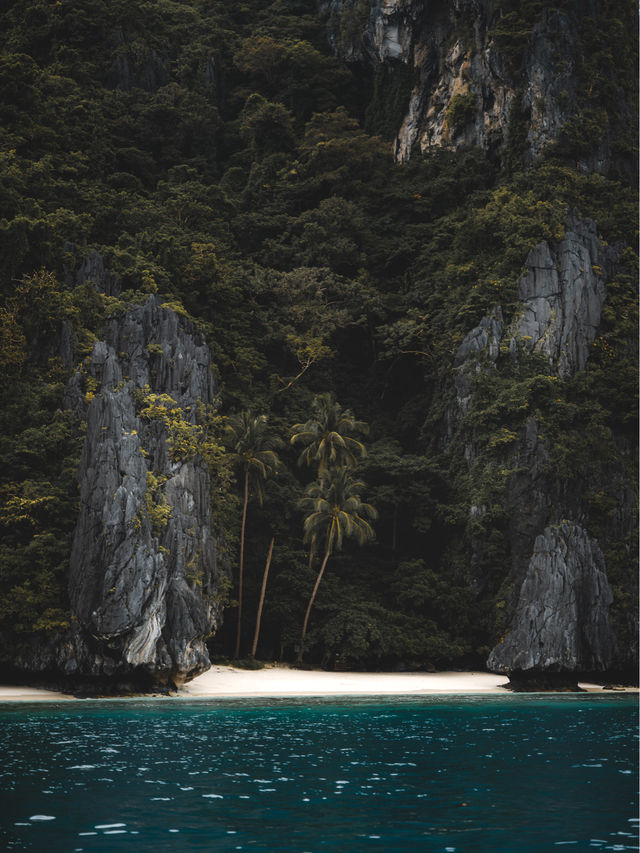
(322, 0), (421, 64)
(452, 306), (503, 414)
(397, 25), (515, 162)
(451, 211), (609, 392)
(66, 294), (225, 687)
(522, 8), (579, 164)
(76, 249), (122, 297)
(513, 211), (607, 379)
(370, 0), (419, 62)
(487, 522), (614, 675)
(324, 1), (611, 169)
(444, 213), (620, 675)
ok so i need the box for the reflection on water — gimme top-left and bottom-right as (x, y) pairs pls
(1, 694), (637, 852)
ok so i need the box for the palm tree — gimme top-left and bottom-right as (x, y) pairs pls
(226, 411), (281, 659)
(290, 392), (368, 475)
(250, 536), (275, 660)
(297, 467), (376, 663)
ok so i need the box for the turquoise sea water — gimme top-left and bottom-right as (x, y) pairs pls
(0, 694), (637, 852)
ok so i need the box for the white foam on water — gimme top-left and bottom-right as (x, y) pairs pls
(203, 793), (224, 799)
(103, 830), (127, 834)
(29, 815), (55, 821)
(69, 765), (96, 770)
(95, 823), (126, 829)
(78, 832), (98, 836)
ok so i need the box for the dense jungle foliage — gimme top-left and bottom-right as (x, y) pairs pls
(0, 0), (637, 670)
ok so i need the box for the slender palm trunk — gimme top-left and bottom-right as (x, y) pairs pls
(250, 536), (275, 660)
(392, 504), (398, 552)
(297, 549), (330, 664)
(234, 467), (249, 660)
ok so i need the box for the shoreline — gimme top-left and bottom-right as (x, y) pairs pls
(0, 664), (636, 701)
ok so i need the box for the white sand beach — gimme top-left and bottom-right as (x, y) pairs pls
(181, 665), (510, 697)
(0, 684), (72, 701)
(0, 664), (634, 701)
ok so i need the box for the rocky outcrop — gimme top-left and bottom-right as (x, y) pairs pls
(513, 212), (607, 379)
(395, 16), (516, 162)
(444, 212), (631, 678)
(107, 30), (171, 92)
(452, 211), (611, 406)
(76, 249), (122, 297)
(55, 294), (226, 688)
(322, 0), (422, 64)
(487, 523), (613, 675)
(453, 306), (504, 413)
(323, 1), (626, 172)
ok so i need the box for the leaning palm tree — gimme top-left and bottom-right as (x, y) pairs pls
(290, 392), (368, 476)
(297, 467), (376, 663)
(225, 411), (281, 659)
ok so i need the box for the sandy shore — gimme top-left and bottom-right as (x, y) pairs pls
(181, 666), (510, 697)
(0, 665), (634, 701)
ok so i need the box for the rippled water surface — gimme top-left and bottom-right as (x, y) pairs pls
(1, 693), (637, 852)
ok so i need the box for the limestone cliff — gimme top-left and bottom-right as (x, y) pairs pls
(323, 0), (630, 174)
(487, 522), (613, 676)
(16, 281), (228, 689)
(513, 211), (608, 379)
(65, 295), (226, 686)
(448, 211), (635, 679)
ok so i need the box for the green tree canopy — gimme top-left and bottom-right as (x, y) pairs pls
(290, 392), (368, 475)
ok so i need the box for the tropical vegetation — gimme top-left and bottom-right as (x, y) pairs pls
(0, 0), (636, 671)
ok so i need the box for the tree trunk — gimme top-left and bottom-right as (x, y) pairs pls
(234, 467), (249, 660)
(250, 536), (275, 660)
(297, 549), (330, 664)
(392, 504), (397, 552)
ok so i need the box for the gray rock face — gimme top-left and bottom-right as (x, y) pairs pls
(322, 0), (421, 63)
(76, 250), (122, 297)
(452, 212), (609, 393)
(107, 32), (171, 92)
(453, 307), (503, 412)
(487, 523), (613, 674)
(514, 213), (606, 379)
(323, 1), (615, 171)
(522, 8), (580, 166)
(445, 213), (626, 676)
(65, 295), (226, 686)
